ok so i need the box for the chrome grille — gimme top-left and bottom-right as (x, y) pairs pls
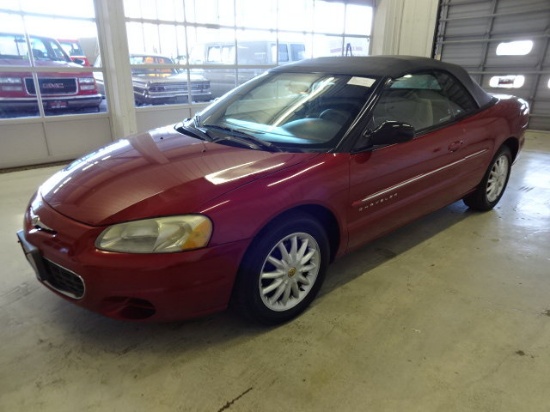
(149, 82), (187, 93)
(191, 82), (210, 92)
(43, 259), (85, 299)
(25, 78), (77, 95)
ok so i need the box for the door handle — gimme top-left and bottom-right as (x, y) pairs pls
(448, 140), (464, 152)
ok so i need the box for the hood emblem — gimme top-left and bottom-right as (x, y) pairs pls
(30, 209), (55, 233)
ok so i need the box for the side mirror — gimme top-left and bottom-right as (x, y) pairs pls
(370, 120), (415, 146)
(353, 121), (415, 153)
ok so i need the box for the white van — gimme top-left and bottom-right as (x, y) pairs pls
(189, 40), (305, 98)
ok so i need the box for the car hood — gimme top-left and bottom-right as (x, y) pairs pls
(40, 125), (317, 226)
(0, 58), (83, 69)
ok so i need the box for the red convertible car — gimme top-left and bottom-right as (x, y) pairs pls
(17, 56), (529, 324)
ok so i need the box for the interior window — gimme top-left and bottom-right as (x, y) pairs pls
(277, 44), (289, 62)
(369, 71), (478, 132)
(290, 43), (305, 61)
(207, 46), (221, 63)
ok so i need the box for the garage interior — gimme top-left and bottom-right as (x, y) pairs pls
(1, 0), (550, 410)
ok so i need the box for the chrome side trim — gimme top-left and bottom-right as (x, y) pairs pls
(354, 149), (488, 207)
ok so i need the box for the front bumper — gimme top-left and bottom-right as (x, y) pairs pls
(0, 94), (103, 111)
(18, 201), (248, 322)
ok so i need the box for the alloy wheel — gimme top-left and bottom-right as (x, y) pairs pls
(259, 232), (321, 312)
(486, 154), (510, 203)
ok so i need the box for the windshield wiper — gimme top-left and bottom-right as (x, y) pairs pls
(202, 124), (281, 152)
(175, 118), (213, 142)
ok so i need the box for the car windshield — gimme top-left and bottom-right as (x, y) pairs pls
(194, 72), (378, 152)
(0, 34), (70, 62)
(59, 40), (84, 56)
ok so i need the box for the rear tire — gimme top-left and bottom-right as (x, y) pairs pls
(463, 146), (512, 211)
(232, 213), (329, 325)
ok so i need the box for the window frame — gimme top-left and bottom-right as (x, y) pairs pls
(366, 70), (479, 135)
(122, 0), (374, 105)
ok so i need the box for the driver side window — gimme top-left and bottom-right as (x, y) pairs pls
(369, 71), (478, 133)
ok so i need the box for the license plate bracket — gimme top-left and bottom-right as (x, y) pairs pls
(17, 230), (48, 281)
(48, 100), (68, 109)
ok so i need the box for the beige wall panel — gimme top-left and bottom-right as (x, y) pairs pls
(0, 123), (50, 168)
(44, 117), (112, 158)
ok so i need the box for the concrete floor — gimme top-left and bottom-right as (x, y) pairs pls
(1, 131), (549, 412)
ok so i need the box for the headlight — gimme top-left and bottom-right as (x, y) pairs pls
(78, 77), (96, 90)
(0, 77), (23, 84)
(78, 77), (96, 84)
(96, 215), (212, 253)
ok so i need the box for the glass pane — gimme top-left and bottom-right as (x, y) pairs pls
(0, 0), (103, 119)
(185, 0), (234, 26)
(0, 1), (20, 12)
(235, 31), (277, 65)
(199, 68), (237, 99)
(236, 0), (276, 29)
(124, 0), (183, 21)
(278, 0), (314, 32)
(311, 34), (341, 57)
(343, 37), (370, 56)
(237, 68), (268, 87)
(127, 22), (184, 58)
(0, 11), (25, 37)
(123, 0), (143, 19)
(156, 0), (182, 22)
(199, 72), (376, 150)
(372, 72), (478, 131)
(20, 0), (95, 19)
(345, 4), (373, 35)
(130, 54), (194, 106)
(0, 30), (104, 119)
(280, 32), (312, 60)
(187, 28), (236, 65)
(314, 1), (345, 34)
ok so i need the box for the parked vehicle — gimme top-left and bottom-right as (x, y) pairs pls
(189, 40), (305, 98)
(17, 56), (529, 324)
(94, 53), (212, 105)
(0, 33), (102, 114)
(57, 38), (90, 66)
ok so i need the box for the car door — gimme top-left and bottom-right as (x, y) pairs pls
(346, 71), (487, 251)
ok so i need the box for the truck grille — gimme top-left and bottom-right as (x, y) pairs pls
(43, 259), (85, 299)
(25, 78), (77, 95)
(147, 81), (210, 93)
(148, 82), (186, 93)
(191, 81), (210, 92)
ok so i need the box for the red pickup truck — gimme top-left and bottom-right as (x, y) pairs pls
(0, 33), (102, 114)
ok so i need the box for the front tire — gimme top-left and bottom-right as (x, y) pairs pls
(463, 146), (512, 211)
(233, 213), (329, 325)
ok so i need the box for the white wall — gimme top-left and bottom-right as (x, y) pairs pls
(371, 0), (439, 57)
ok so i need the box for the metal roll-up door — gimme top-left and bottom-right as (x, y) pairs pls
(433, 0), (550, 131)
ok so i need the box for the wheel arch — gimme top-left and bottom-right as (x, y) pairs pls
(230, 204), (338, 323)
(502, 136), (520, 162)
(246, 204), (341, 264)
(275, 205), (339, 262)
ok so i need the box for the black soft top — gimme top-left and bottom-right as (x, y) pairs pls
(272, 55), (494, 108)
